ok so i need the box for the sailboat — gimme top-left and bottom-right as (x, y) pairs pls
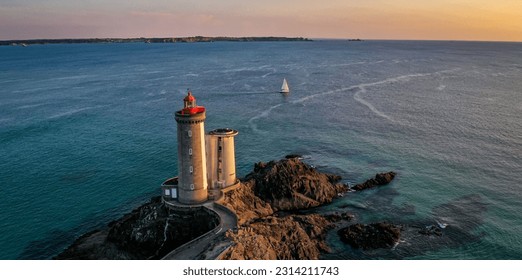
(280, 78), (290, 94)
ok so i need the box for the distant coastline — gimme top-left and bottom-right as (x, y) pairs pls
(0, 36), (311, 46)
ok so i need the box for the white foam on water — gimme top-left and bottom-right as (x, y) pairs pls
(12, 87), (46, 94)
(146, 89), (167, 97)
(290, 87), (350, 105)
(47, 105), (107, 120)
(220, 65), (272, 74)
(47, 74), (95, 81)
(248, 68), (460, 133)
(248, 103), (283, 134)
(17, 103), (49, 109)
(147, 75), (178, 82)
(318, 61), (367, 68)
(316, 60), (385, 69)
(261, 68), (276, 78)
(0, 79), (24, 84)
(144, 97), (167, 105)
(145, 70), (162, 74)
(353, 88), (395, 122)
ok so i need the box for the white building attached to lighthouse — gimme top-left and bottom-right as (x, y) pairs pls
(206, 128), (239, 190)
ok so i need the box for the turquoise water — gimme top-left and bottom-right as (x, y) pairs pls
(0, 41), (521, 259)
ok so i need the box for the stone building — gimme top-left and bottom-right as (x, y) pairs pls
(161, 91), (239, 205)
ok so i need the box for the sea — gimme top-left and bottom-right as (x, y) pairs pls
(0, 40), (521, 260)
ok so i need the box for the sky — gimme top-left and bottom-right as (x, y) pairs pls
(1, 0), (522, 41)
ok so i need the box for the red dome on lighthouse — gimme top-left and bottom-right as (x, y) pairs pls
(180, 90), (205, 115)
(184, 91), (196, 102)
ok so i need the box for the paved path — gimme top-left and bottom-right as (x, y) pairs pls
(162, 202), (237, 260)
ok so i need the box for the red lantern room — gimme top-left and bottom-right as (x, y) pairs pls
(181, 90), (205, 115)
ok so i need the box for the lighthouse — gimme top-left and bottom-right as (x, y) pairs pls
(161, 90), (240, 205)
(174, 91), (208, 204)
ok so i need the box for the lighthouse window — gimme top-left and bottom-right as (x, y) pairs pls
(189, 148), (192, 155)
(190, 166), (193, 173)
(190, 184), (194, 190)
(188, 130), (192, 137)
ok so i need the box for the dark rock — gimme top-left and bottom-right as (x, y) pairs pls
(338, 222), (401, 250)
(285, 154), (302, 159)
(352, 172), (396, 191)
(245, 157), (347, 211)
(324, 212), (355, 222)
(418, 225), (443, 236)
(54, 197), (219, 259)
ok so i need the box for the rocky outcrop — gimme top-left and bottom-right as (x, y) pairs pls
(220, 180), (274, 225)
(220, 214), (333, 260)
(54, 197), (219, 259)
(245, 158), (347, 211)
(338, 222), (401, 250)
(215, 157), (352, 260)
(351, 172), (396, 191)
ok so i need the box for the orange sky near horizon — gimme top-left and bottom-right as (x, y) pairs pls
(1, 0), (521, 41)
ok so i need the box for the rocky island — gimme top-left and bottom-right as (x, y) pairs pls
(55, 156), (401, 260)
(54, 154), (485, 260)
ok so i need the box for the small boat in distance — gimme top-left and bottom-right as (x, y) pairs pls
(280, 78), (290, 94)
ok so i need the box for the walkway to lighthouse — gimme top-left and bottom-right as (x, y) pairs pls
(161, 200), (238, 260)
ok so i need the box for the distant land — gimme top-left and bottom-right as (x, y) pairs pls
(0, 36), (311, 46)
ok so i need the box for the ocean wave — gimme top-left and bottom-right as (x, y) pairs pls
(12, 87), (47, 94)
(220, 65), (272, 74)
(353, 89), (395, 122)
(17, 103), (49, 109)
(146, 89), (167, 97)
(47, 74), (96, 81)
(143, 97), (167, 105)
(47, 105), (107, 120)
(0, 79), (24, 84)
(247, 69), (460, 132)
(316, 60), (385, 68)
(437, 83), (447, 91)
(261, 68), (277, 78)
(248, 103), (283, 134)
(147, 75), (178, 82)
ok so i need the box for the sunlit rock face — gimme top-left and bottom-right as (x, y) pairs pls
(218, 157), (351, 260)
(246, 157), (347, 211)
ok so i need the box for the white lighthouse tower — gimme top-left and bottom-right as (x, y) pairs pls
(174, 91), (208, 204)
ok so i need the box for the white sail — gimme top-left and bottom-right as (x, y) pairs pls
(280, 78), (290, 93)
